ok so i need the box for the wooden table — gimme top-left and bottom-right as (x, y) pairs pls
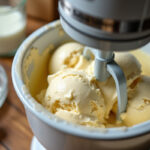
(0, 16), (48, 150)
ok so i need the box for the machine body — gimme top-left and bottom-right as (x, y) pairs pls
(59, 0), (150, 51)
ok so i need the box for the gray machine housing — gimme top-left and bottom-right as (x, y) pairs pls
(59, 0), (150, 51)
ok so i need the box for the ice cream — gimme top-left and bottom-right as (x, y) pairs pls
(131, 50), (150, 76)
(121, 75), (150, 126)
(43, 69), (105, 126)
(49, 42), (91, 74)
(115, 53), (142, 86)
(36, 42), (150, 127)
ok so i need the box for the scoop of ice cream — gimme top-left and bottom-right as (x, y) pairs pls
(121, 75), (150, 126)
(86, 53), (142, 119)
(43, 69), (106, 126)
(49, 42), (90, 74)
(115, 52), (142, 86)
(131, 50), (150, 76)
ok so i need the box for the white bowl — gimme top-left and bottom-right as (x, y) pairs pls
(12, 20), (150, 150)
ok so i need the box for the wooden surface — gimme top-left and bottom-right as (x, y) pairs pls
(0, 16), (48, 150)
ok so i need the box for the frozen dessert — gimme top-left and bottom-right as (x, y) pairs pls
(121, 75), (150, 126)
(49, 42), (90, 74)
(131, 50), (150, 76)
(115, 53), (142, 86)
(37, 42), (150, 127)
(43, 69), (105, 126)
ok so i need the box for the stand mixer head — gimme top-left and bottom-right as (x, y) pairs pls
(58, 0), (150, 119)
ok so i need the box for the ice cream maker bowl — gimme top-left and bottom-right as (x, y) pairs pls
(12, 20), (150, 150)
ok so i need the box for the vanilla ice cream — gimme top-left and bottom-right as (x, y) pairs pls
(115, 53), (142, 86)
(43, 69), (106, 126)
(36, 42), (150, 128)
(121, 75), (150, 126)
(49, 42), (90, 74)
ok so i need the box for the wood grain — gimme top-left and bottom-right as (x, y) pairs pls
(0, 17), (48, 150)
(0, 58), (33, 150)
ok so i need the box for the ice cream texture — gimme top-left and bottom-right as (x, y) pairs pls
(37, 42), (150, 127)
(121, 75), (150, 126)
(49, 42), (90, 74)
(43, 69), (105, 126)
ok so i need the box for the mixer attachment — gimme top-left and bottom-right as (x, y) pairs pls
(84, 48), (127, 120)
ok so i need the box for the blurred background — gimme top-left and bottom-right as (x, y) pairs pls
(26, 0), (58, 35)
(0, 1), (58, 149)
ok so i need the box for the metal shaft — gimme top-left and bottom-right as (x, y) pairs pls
(95, 51), (113, 81)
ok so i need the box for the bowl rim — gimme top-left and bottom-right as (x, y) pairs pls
(12, 20), (150, 140)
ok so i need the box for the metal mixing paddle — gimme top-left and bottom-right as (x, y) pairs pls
(84, 47), (127, 120)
